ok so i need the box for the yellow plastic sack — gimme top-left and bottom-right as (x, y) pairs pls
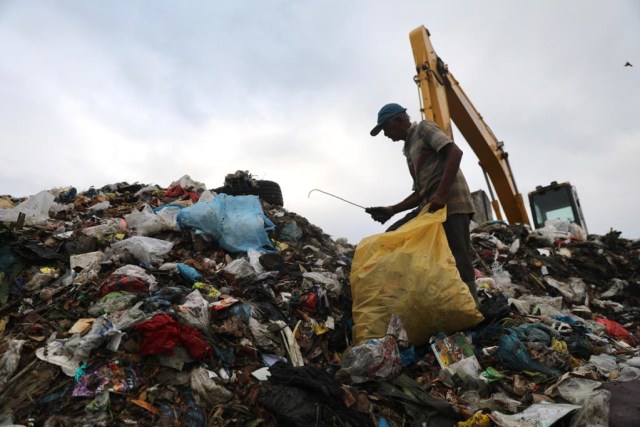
(350, 207), (483, 345)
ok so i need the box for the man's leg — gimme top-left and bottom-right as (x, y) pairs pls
(443, 213), (479, 305)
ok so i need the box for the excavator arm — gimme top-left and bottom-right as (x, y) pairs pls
(409, 26), (530, 225)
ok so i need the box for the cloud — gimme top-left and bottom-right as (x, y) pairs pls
(1, 0), (639, 243)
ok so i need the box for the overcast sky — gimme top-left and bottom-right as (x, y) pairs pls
(1, 1), (639, 244)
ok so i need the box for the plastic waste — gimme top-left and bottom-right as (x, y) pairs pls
(88, 292), (138, 316)
(456, 412), (491, 427)
(24, 267), (59, 292)
(492, 270), (528, 298)
(110, 236), (173, 267)
(431, 333), (482, 381)
(490, 402), (581, 427)
(81, 218), (127, 239)
(36, 317), (123, 377)
(176, 290), (210, 332)
(222, 258), (256, 286)
(543, 277), (586, 304)
(73, 360), (140, 397)
(87, 200), (110, 213)
(0, 339), (26, 383)
(273, 319), (304, 367)
(557, 377), (610, 427)
(495, 329), (561, 376)
(340, 314), (405, 379)
(460, 390), (521, 413)
(509, 295), (563, 317)
(106, 302), (149, 331)
(154, 205), (182, 231)
(557, 377), (602, 403)
(600, 278), (626, 299)
(589, 354), (618, 375)
(189, 366), (233, 405)
(111, 264), (158, 290)
(197, 190), (215, 203)
(303, 271), (341, 294)
(85, 390), (110, 413)
(0, 190), (55, 226)
(98, 275), (150, 298)
(125, 205), (166, 236)
(350, 208), (483, 345)
(177, 263), (203, 284)
(170, 174), (207, 193)
(36, 338), (82, 377)
(568, 222), (587, 241)
(595, 317), (635, 344)
(279, 220), (303, 242)
(70, 251), (104, 271)
(569, 388), (610, 427)
(247, 248), (266, 273)
(479, 367), (508, 383)
(176, 194), (275, 253)
(71, 252), (104, 286)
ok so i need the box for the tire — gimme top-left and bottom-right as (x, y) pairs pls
(253, 180), (284, 206)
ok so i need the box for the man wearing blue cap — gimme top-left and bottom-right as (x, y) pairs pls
(367, 103), (478, 303)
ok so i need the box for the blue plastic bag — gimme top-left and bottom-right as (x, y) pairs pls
(177, 194), (275, 253)
(495, 329), (561, 376)
(177, 263), (203, 284)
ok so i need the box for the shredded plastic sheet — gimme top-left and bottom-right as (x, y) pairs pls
(125, 204), (167, 236)
(0, 339), (26, 384)
(495, 330), (561, 377)
(176, 290), (210, 332)
(189, 366), (233, 405)
(490, 402), (581, 427)
(176, 194), (275, 253)
(340, 314), (406, 379)
(0, 190), (55, 226)
(36, 316), (125, 377)
(111, 236), (173, 267)
(350, 207), (483, 345)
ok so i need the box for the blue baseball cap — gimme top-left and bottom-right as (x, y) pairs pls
(370, 103), (407, 136)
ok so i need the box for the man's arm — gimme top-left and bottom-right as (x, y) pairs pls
(427, 142), (463, 212)
(391, 191), (421, 213)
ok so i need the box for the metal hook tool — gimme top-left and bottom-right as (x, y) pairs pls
(308, 189), (366, 210)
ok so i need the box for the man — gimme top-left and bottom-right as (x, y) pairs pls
(366, 102), (478, 303)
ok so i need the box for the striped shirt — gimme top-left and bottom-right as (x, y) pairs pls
(403, 120), (475, 216)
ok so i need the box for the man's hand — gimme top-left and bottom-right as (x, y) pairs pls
(427, 192), (447, 212)
(365, 206), (395, 224)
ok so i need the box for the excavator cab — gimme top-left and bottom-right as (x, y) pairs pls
(528, 181), (588, 234)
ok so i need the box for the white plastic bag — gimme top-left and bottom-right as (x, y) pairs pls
(110, 236), (173, 267)
(177, 290), (210, 331)
(190, 366), (232, 405)
(0, 190), (55, 226)
(0, 339), (26, 384)
(125, 205), (166, 236)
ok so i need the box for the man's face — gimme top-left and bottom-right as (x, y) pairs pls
(382, 116), (405, 141)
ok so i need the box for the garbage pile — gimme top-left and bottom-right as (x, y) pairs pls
(0, 175), (639, 426)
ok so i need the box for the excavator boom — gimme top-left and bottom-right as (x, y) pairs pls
(409, 26), (530, 225)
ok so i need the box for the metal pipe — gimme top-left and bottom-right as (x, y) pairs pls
(308, 189), (366, 209)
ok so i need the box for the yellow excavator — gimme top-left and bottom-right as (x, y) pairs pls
(409, 25), (588, 233)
